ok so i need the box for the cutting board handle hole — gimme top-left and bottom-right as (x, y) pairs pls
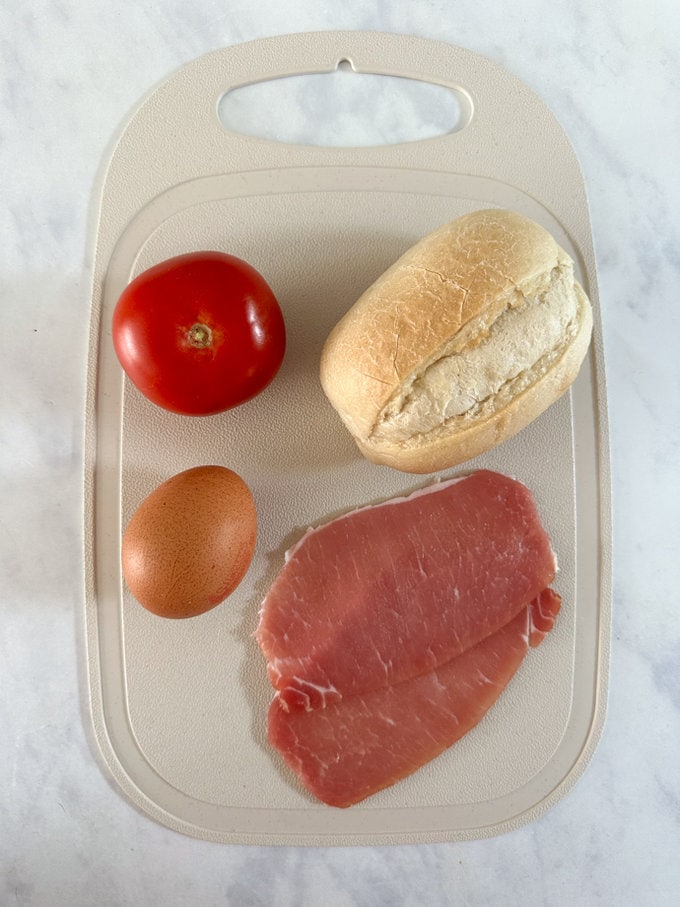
(217, 62), (471, 146)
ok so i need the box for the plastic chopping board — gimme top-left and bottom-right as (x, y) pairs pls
(83, 32), (611, 845)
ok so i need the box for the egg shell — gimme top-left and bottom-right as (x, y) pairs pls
(121, 465), (257, 618)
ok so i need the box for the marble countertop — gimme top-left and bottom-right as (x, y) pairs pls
(2, 1), (679, 904)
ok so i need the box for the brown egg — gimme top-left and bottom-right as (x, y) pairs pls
(121, 465), (257, 618)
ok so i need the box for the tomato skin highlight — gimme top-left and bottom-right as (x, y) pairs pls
(112, 252), (286, 415)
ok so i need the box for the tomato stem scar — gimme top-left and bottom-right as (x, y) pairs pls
(187, 323), (213, 348)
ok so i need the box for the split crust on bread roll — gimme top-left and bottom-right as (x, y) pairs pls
(320, 209), (593, 473)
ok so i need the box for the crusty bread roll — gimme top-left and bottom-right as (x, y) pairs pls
(320, 208), (593, 473)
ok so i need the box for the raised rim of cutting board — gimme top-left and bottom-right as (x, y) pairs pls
(83, 31), (611, 845)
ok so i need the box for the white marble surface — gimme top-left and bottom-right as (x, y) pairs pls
(2, 1), (679, 904)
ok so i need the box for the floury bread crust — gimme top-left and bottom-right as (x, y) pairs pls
(320, 209), (593, 473)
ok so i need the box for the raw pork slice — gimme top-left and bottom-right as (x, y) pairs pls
(256, 470), (556, 711)
(268, 589), (561, 807)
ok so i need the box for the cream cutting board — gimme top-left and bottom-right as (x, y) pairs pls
(83, 31), (611, 845)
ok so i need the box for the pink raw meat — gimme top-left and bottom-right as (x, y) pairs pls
(268, 589), (561, 807)
(256, 470), (557, 711)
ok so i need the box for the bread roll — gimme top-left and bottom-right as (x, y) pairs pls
(320, 208), (593, 473)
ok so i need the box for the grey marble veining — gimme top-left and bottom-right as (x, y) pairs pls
(2, 1), (679, 905)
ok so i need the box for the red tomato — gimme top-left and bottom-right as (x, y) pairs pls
(112, 252), (286, 415)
